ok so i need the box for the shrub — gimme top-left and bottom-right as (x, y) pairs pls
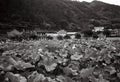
(47, 36), (53, 40)
(103, 29), (111, 37)
(92, 33), (98, 39)
(75, 33), (81, 39)
(64, 35), (71, 39)
(29, 34), (38, 40)
(57, 35), (63, 40)
(9, 35), (23, 41)
(82, 30), (93, 37)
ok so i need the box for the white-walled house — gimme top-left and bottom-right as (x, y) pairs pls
(93, 27), (104, 32)
(67, 32), (77, 36)
(46, 33), (58, 37)
(57, 30), (67, 36)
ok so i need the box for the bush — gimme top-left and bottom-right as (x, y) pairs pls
(57, 35), (63, 40)
(82, 30), (93, 37)
(47, 36), (53, 40)
(75, 33), (81, 39)
(96, 31), (102, 34)
(29, 34), (38, 40)
(64, 35), (71, 39)
(92, 33), (98, 39)
(103, 29), (111, 37)
(9, 35), (23, 41)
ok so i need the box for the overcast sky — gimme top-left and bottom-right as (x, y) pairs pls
(73, 0), (120, 6)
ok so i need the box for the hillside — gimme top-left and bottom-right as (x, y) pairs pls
(0, 0), (120, 32)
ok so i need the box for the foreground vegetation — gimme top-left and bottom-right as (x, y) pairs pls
(0, 39), (120, 82)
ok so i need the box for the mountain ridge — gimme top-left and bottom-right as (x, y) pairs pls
(0, 0), (120, 32)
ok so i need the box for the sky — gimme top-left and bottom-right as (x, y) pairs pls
(73, 0), (120, 6)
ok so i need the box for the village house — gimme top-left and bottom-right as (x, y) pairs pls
(67, 32), (77, 39)
(67, 32), (77, 36)
(57, 30), (67, 36)
(24, 28), (79, 40)
(93, 26), (104, 32)
(34, 28), (58, 39)
(57, 30), (77, 36)
(108, 28), (120, 37)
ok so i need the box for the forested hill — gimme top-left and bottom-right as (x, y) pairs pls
(0, 0), (120, 31)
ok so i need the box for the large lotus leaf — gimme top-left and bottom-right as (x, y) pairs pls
(63, 67), (73, 75)
(86, 47), (98, 57)
(2, 50), (17, 56)
(56, 75), (74, 82)
(0, 56), (34, 70)
(104, 66), (116, 75)
(44, 63), (57, 72)
(71, 52), (83, 60)
(115, 53), (120, 56)
(15, 60), (35, 70)
(68, 61), (80, 71)
(117, 73), (120, 79)
(46, 77), (56, 82)
(98, 74), (109, 82)
(80, 67), (94, 78)
(59, 50), (68, 58)
(28, 71), (49, 82)
(39, 56), (57, 72)
(33, 74), (46, 82)
(28, 71), (39, 82)
(6, 72), (27, 82)
(0, 56), (17, 71)
(0, 63), (13, 71)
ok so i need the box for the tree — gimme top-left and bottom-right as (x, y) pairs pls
(29, 34), (38, 40)
(96, 31), (102, 34)
(82, 30), (93, 37)
(47, 36), (53, 40)
(92, 33), (98, 39)
(64, 35), (71, 39)
(75, 33), (81, 39)
(59, 20), (68, 30)
(103, 29), (111, 37)
(57, 35), (63, 40)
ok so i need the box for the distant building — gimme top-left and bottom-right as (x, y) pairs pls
(67, 32), (77, 36)
(34, 28), (58, 39)
(67, 32), (77, 39)
(93, 27), (104, 32)
(46, 33), (58, 37)
(57, 30), (67, 36)
(98, 33), (106, 40)
(107, 28), (120, 37)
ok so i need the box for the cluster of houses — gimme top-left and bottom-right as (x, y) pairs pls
(6, 26), (120, 40)
(7, 29), (78, 39)
(93, 26), (120, 37)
